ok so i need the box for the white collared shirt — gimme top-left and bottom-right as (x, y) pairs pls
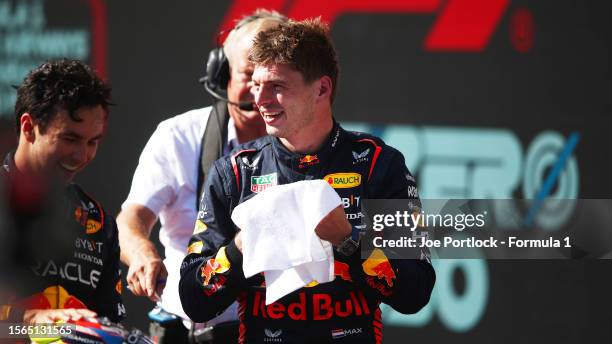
(122, 106), (237, 324)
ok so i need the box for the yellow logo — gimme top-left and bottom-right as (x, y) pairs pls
(193, 220), (207, 235)
(187, 241), (203, 254)
(86, 219), (102, 234)
(324, 173), (361, 188)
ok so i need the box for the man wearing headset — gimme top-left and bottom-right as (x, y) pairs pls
(117, 9), (287, 344)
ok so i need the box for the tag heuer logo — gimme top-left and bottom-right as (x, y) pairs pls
(324, 173), (361, 189)
(250, 173), (278, 193)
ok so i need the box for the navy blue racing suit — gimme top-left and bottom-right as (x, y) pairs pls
(0, 153), (125, 323)
(179, 122), (435, 343)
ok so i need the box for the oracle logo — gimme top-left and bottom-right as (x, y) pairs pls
(218, 0), (511, 52)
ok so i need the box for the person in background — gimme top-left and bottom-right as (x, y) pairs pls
(0, 59), (125, 324)
(117, 9), (287, 344)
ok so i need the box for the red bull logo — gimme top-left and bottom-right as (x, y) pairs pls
(334, 261), (352, 282)
(203, 275), (226, 297)
(298, 154), (320, 168)
(201, 259), (221, 286)
(362, 249), (396, 287)
(201, 258), (229, 296)
(371, 261), (396, 287)
(252, 291), (371, 320)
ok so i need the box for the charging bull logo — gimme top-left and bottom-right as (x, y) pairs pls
(362, 249), (396, 287)
(298, 154), (319, 168)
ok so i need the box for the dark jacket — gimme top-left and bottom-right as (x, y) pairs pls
(0, 153), (125, 323)
(179, 122), (435, 343)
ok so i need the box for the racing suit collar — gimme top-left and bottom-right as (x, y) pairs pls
(2, 151), (75, 193)
(270, 119), (343, 168)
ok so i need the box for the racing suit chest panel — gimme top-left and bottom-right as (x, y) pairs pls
(26, 186), (114, 306)
(228, 134), (380, 343)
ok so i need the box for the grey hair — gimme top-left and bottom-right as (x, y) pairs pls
(223, 9), (288, 65)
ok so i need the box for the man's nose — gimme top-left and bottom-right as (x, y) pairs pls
(253, 86), (272, 108)
(72, 144), (94, 165)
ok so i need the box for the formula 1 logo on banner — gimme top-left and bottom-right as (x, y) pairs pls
(343, 122), (580, 333)
(219, 0), (512, 52)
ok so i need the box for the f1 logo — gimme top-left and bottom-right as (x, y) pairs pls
(218, 0), (510, 52)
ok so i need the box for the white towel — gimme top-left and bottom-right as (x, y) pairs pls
(231, 179), (341, 304)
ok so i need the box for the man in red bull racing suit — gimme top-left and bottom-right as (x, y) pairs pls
(0, 59), (125, 324)
(179, 19), (435, 343)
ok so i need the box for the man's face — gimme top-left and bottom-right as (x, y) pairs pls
(226, 37), (259, 123)
(28, 105), (106, 182)
(251, 63), (318, 139)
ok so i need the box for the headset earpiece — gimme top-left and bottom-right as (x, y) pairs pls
(200, 29), (253, 111)
(204, 47), (229, 91)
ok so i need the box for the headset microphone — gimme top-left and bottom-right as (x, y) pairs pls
(200, 77), (255, 111)
(200, 47), (255, 112)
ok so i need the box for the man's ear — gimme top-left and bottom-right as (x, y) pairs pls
(316, 75), (333, 102)
(20, 113), (36, 142)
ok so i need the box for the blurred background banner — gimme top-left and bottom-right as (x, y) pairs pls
(1, 0), (610, 342)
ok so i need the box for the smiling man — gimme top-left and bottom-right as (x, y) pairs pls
(180, 19), (435, 343)
(0, 59), (125, 324)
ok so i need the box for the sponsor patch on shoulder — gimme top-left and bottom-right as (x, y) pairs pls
(187, 241), (203, 254)
(193, 220), (207, 234)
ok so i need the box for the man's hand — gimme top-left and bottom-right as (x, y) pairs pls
(234, 231), (243, 253)
(117, 204), (166, 301)
(125, 241), (167, 301)
(23, 308), (97, 324)
(315, 205), (352, 246)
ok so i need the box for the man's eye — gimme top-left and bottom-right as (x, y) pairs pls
(273, 85), (283, 92)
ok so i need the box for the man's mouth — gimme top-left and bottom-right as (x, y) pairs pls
(60, 162), (80, 173)
(261, 111), (284, 123)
